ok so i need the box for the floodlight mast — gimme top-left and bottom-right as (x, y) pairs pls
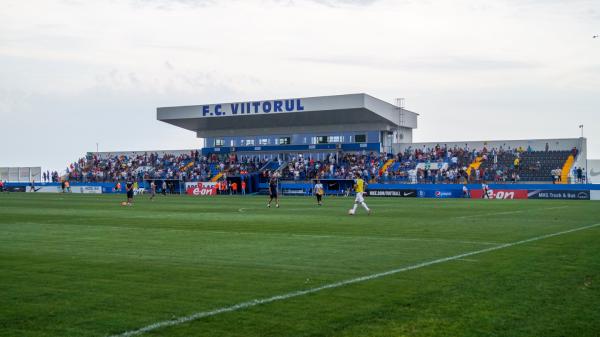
(395, 98), (405, 143)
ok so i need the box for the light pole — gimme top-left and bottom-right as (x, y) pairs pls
(579, 124), (584, 138)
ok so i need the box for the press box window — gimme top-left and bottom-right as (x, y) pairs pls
(278, 137), (291, 145)
(259, 138), (269, 145)
(215, 139), (224, 147)
(355, 134), (366, 143)
(317, 136), (328, 144)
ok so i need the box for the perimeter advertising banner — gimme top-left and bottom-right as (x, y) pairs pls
(5, 186), (26, 192)
(589, 160), (600, 184)
(28, 186), (62, 193)
(367, 189), (417, 197)
(70, 186), (103, 194)
(591, 191), (600, 201)
(186, 182), (218, 196)
(417, 190), (463, 198)
(470, 189), (528, 199)
(527, 190), (590, 200)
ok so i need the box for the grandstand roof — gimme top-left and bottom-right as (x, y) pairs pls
(157, 93), (418, 137)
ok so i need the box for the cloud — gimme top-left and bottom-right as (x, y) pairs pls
(291, 55), (540, 72)
(130, 0), (216, 9)
(307, 0), (380, 6)
(133, 0), (381, 9)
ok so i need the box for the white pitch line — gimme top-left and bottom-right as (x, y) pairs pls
(108, 222), (600, 337)
(455, 205), (569, 219)
(198, 230), (501, 246)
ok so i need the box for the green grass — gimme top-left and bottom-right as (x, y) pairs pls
(1, 193), (599, 337)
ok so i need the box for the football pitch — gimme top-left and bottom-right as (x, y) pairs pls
(1, 193), (599, 337)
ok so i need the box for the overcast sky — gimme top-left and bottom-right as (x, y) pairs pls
(1, 0), (599, 172)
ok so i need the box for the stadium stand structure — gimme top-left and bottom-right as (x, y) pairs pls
(61, 142), (582, 187)
(52, 95), (588, 188)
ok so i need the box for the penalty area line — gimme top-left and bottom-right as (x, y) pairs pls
(108, 222), (600, 337)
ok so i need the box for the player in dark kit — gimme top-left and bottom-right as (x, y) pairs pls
(267, 174), (279, 208)
(125, 181), (134, 206)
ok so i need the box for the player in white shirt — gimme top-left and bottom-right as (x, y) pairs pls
(462, 184), (469, 198)
(481, 182), (490, 199)
(314, 179), (324, 206)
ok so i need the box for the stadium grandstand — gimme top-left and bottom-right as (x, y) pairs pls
(85, 95), (582, 178)
(4, 93), (592, 197)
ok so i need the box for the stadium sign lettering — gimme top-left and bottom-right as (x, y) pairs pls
(470, 189), (528, 199)
(185, 182), (218, 196)
(201, 99), (304, 117)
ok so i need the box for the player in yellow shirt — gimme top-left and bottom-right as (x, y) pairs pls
(349, 172), (370, 215)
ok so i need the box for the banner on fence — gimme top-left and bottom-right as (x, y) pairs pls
(27, 186), (61, 193)
(527, 190), (590, 200)
(418, 189), (463, 198)
(367, 189), (417, 197)
(470, 189), (528, 199)
(186, 182), (217, 196)
(71, 186), (103, 194)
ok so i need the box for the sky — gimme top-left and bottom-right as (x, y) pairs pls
(1, 0), (599, 172)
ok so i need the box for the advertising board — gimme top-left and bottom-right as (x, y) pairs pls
(527, 190), (590, 200)
(417, 190), (463, 198)
(186, 182), (218, 196)
(587, 160), (600, 184)
(28, 186), (61, 193)
(71, 186), (103, 194)
(367, 189), (417, 197)
(5, 186), (26, 192)
(470, 189), (528, 199)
